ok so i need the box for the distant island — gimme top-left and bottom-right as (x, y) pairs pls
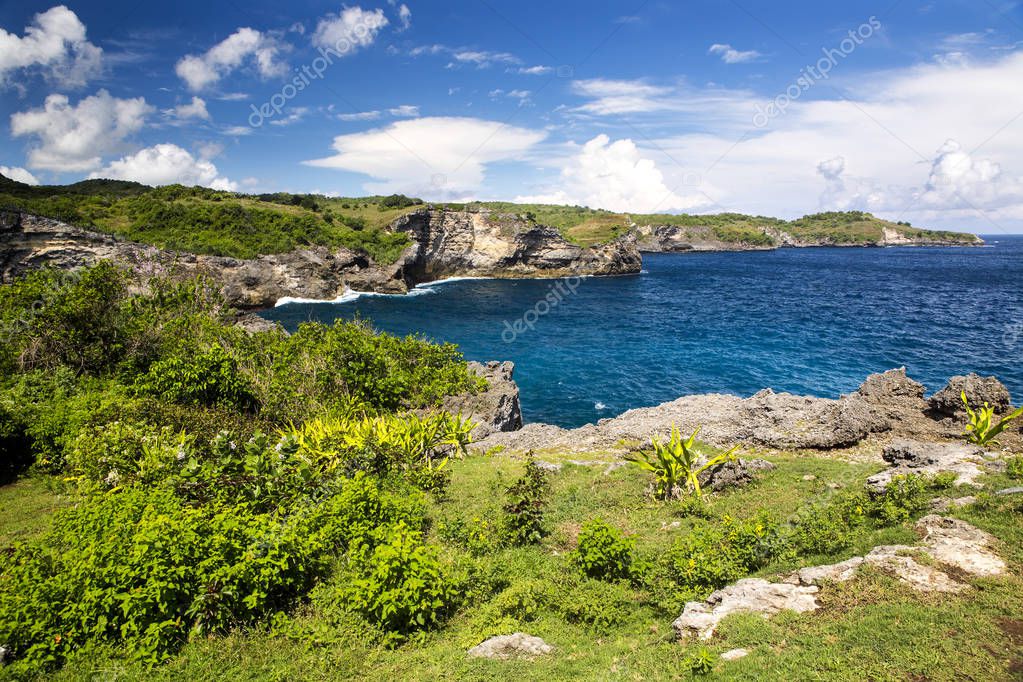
(0, 173), (982, 309)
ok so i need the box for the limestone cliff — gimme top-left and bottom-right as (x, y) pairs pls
(1, 209), (642, 309)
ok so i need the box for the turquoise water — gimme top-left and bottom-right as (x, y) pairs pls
(262, 237), (1023, 427)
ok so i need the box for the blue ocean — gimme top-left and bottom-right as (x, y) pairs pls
(262, 237), (1023, 428)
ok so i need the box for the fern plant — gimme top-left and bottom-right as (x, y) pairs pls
(624, 425), (738, 500)
(962, 391), (1023, 446)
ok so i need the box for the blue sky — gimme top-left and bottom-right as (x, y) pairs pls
(2, 1), (1023, 232)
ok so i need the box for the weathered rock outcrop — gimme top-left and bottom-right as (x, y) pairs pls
(467, 633), (553, 660)
(634, 222), (982, 253)
(393, 209), (641, 282)
(475, 368), (1018, 455)
(434, 361), (523, 439)
(675, 515), (1006, 640)
(866, 439), (991, 492)
(928, 373), (1013, 418)
(0, 209), (641, 309)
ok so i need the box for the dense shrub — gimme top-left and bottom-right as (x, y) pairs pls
(343, 522), (458, 640)
(0, 473), (422, 675)
(66, 421), (190, 487)
(0, 400), (31, 484)
(134, 345), (257, 411)
(664, 514), (789, 596)
(572, 519), (637, 581)
(503, 458), (550, 545)
(790, 493), (869, 556)
(1008, 456), (1023, 481)
(871, 474), (931, 525)
(557, 578), (631, 630)
(490, 578), (550, 621)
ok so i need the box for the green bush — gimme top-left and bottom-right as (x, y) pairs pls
(664, 514), (789, 596)
(503, 458), (550, 545)
(0, 400), (31, 483)
(872, 474), (930, 525)
(790, 494), (868, 556)
(558, 578), (631, 631)
(572, 519), (636, 581)
(134, 345), (257, 411)
(491, 578), (550, 621)
(343, 522), (458, 639)
(1007, 456), (1023, 481)
(66, 421), (191, 487)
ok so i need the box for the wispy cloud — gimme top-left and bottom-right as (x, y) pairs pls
(708, 43), (762, 64)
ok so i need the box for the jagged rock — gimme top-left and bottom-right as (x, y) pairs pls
(930, 495), (978, 511)
(467, 633), (553, 660)
(854, 368), (929, 419)
(914, 514), (1006, 577)
(234, 312), (285, 335)
(477, 386), (891, 454)
(720, 648), (750, 662)
(673, 579), (820, 640)
(393, 209), (641, 282)
(681, 516), (1004, 639)
(863, 545), (967, 592)
(1, 210), (640, 310)
(785, 557), (864, 586)
(928, 374), (1013, 417)
(436, 361), (522, 440)
(996, 486), (1023, 496)
(866, 439), (989, 492)
(698, 458), (775, 492)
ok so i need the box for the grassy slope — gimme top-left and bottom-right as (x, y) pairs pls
(7, 448), (1017, 681)
(0, 175), (979, 258)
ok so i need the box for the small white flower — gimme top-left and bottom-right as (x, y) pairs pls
(104, 469), (121, 486)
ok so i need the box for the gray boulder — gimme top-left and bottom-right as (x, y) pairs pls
(437, 361), (522, 439)
(866, 439), (989, 492)
(853, 368), (928, 419)
(928, 373), (1012, 417)
(467, 633), (553, 660)
(698, 458), (776, 492)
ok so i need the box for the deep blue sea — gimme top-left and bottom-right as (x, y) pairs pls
(262, 237), (1023, 428)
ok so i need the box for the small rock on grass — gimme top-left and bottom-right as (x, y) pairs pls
(468, 633), (553, 660)
(721, 648), (749, 662)
(996, 486), (1023, 496)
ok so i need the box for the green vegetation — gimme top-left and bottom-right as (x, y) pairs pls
(625, 426), (738, 500)
(963, 390), (1023, 446)
(1, 173), (976, 260)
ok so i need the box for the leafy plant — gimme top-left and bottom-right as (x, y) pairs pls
(503, 458), (550, 545)
(683, 647), (717, 675)
(963, 390), (1023, 446)
(1007, 456), (1023, 481)
(572, 519), (637, 581)
(343, 522), (458, 640)
(872, 474), (930, 524)
(625, 425), (738, 500)
(134, 345), (257, 411)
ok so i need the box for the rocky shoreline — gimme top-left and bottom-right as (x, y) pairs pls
(633, 222), (983, 253)
(0, 209), (641, 310)
(473, 368), (1020, 455)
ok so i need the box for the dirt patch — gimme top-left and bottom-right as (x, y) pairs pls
(997, 617), (1023, 645)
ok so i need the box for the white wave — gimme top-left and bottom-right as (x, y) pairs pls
(595, 402), (607, 410)
(274, 285), (441, 307)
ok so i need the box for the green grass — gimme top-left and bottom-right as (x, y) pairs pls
(0, 476), (68, 544)
(5, 446), (1017, 681)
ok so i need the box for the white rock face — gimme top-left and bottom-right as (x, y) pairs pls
(467, 633), (553, 660)
(672, 579), (820, 640)
(866, 440), (989, 492)
(720, 648), (750, 661)
(676, 516), (1006, 640)
(914, 514), (1006, 578)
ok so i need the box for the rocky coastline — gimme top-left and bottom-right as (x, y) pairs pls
(0, 209), (642, 309)
(474, 368), (1020, 455)
(633, 222), (984, 253)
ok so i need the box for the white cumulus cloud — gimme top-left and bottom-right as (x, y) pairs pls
(176, 27), (286, 92)
(10, 90), (153, 171)
(312, 7), (388, 53)
(89, 143), (237, 191)
(304, 116), (546, 196)
(167, 96), (210, 121)
(0, 5), (102, 87)
(516, 135), (709, 213)
(708, 43), (762, 64)
(0, 166), (41, 185)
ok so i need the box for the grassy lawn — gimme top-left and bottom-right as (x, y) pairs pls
(4, 447), (1015, 681)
